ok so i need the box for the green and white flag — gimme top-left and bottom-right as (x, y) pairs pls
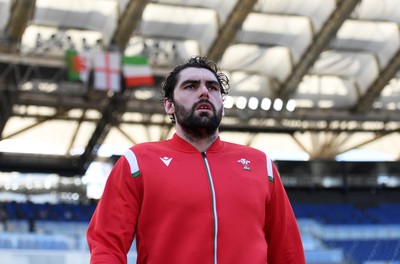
(65, 49), (91, 83)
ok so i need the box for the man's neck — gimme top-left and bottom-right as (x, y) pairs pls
(175, 127), (218, 153)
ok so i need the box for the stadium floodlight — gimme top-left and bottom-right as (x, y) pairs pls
(248, 97), (259, 110)
(236, 96), (247, 110)
(261, 98), (271, 110)
(223, 95), (234, 109)
(273, 98), (283, 111)
(286, 99), (296, 112)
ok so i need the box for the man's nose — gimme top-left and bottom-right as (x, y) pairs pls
(199, 83), (209, 98)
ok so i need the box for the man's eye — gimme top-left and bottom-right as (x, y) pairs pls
(208, 86), (219, 91)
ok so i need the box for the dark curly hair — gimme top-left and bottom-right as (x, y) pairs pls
(161, 56), (229, 123)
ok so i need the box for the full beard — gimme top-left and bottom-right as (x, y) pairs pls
(174, 99), (223, 139)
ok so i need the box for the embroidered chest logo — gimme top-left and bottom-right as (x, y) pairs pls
(160, 156), (172, 167)
(237, 158), (251, 171)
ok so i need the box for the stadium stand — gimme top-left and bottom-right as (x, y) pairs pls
(293, 203), (400, 264)
(0, 201), (399, 264)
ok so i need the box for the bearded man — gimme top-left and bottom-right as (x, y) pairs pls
(87, 56), (306, 264)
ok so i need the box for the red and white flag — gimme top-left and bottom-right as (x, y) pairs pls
(93, 52), (121, 92)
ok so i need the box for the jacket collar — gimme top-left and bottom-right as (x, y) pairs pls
(169, 133), (224, 153)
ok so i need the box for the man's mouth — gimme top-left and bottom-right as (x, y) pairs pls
(196, 103), (212, 111)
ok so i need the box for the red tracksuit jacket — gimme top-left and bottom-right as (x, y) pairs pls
(87, 134), (305, 264)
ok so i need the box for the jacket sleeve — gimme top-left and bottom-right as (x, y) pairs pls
(264, 159), (306, 264)
(87, 151), (142, 264)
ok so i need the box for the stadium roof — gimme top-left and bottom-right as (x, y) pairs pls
(0, 0), (399, 176)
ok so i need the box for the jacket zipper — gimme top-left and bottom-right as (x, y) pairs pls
(202, 151), (218, 264)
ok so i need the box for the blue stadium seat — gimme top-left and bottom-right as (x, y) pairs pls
(0, 237), (13, 249)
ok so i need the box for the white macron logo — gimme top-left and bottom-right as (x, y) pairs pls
(160, 157), (173, 167)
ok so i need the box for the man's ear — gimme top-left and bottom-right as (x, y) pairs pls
(164, 98), (175, 115)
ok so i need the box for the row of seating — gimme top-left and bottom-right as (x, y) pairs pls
(324, 239), (400, 263)
(0, 201), (96, 222)
(2, 201), (399, 225)
(0, 233), (76, 250)
(292, 203), (400, 225)
(3, 221), (399, 263)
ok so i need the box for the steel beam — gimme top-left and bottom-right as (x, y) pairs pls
(207, 0), (258, 62)
(1, 0), (36, 51)
(354, 48), (400, 112)
(277, 0), (361, 101)
(111, 0), (149, 51)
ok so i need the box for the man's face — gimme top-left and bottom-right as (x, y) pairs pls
(164, 67), (224, 138)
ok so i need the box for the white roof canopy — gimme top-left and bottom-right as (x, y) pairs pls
(0, 0), (399, 176)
